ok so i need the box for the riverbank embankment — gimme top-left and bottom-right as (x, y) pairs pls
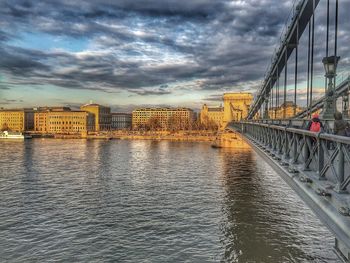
(27, 130), (218, 142)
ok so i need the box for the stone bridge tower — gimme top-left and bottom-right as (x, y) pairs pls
(223, 93), (253, 127)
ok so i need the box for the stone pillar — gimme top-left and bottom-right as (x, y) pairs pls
(223, 93), (253, 126)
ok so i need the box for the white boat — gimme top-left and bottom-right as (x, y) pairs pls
(0, 131), (32, 139)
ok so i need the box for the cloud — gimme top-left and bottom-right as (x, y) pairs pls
(0, 98), (24, 105)
(202, 94), (223, 102)
(0, 0), (349, 106)
(0, 85), (10, 90)
(128, 88), (172, 96)
(0, 30), (12, 42)
(0, 46), (50, 77)
(110, 103), (173, 113)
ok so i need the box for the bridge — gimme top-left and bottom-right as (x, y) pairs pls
(228, 0), (350, 261)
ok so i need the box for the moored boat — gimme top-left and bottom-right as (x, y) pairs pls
(0, 131), (32, 139)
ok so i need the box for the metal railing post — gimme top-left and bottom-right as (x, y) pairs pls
(279, 130), (284, 155)
(317, 137), (324, 178)
(284, 129), (290, 159)
(335, 142), (345, 193)
(303, 136), (310, 170)
(273, 129), (278, 152)
(292, 134), (298, 164)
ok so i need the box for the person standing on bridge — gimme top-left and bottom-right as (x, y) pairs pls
(333, 112), (349, 136)
(306, 113), (323, 132)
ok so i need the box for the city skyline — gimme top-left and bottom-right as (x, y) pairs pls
(1, 1), (350, 112)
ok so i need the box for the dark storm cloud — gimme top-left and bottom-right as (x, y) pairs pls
(0, 98), (24, 105)
(110, 103), (173, 113)
(1, 0), (225, 20)
(0, 85), (10, 90)
(128, 89), (172, 96)
(0, 31), (12, 42)
(0, 46), (50, 77)
(1, 0), (349, 96)
(202, 94), (223, 102)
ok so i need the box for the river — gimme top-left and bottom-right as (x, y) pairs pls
(0, 139), (340, 262)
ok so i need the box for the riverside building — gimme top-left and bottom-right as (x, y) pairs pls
(268, 101), (304, 119)
(132, 107), (195, 130)
(34, 107), (71, 132)
(80, 103), (111, 131)
(200, 104), (224, 129)
(111, 113), (132, 130)
(46, 111), (94, 134)
(0, 109), (34, 132)
(34, 108), (95, 134)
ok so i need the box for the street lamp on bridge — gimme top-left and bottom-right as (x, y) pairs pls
(263, 94), (269, 119)
(320, 55), (340, 119)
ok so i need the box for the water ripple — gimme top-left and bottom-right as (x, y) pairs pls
(0, 140), (339, 262)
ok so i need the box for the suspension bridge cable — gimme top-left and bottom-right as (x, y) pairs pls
(310, 0), (315, 113)
(307, 21), (311, 117)
(284, 50), (288, 119)
(334, 0), (338, 88)
(294, 20), (299, 117)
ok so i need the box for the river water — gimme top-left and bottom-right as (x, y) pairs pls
(0, 139), (340, 262)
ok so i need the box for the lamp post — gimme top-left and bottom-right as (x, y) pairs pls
(264, 95), (269, 119)
(320, 55), (340, 119)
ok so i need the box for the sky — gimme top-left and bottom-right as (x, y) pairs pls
(0, 0), (349, 112)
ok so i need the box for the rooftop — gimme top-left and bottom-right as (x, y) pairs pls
(81, 103), (109, 108)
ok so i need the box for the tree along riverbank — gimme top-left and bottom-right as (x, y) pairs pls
(28, 130), (219, 141)
(108, 130), (217, 142)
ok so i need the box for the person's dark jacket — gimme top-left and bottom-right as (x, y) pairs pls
(334, 112), (349, 136)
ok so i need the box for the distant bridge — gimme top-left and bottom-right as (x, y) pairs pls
(232, 0), (350, 261)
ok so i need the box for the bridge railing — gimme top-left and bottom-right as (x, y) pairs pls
(245, 118), (335, 134)
(232, 121), (350, 197)
(230, 121), (350, 259)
